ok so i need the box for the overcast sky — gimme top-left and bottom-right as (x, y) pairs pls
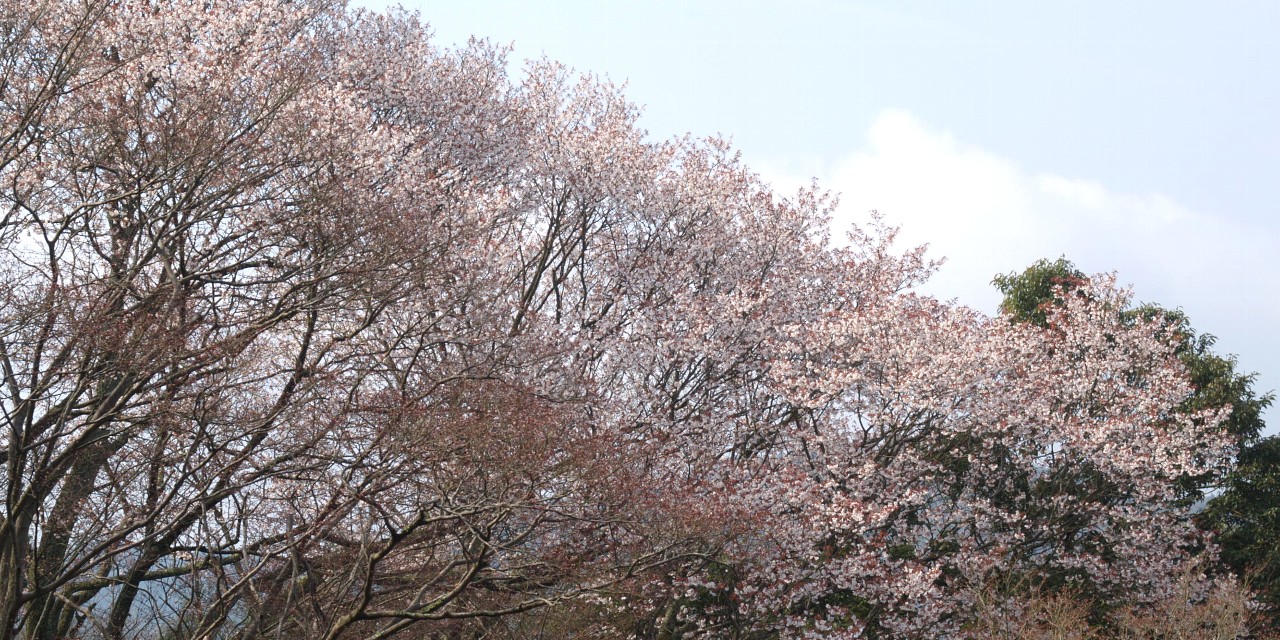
(358, 0), (1279, 428)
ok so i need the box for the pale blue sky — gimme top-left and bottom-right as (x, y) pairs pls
(358, 0), (1280, 426)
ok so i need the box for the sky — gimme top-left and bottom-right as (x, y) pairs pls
(356, 0), (1280, 427)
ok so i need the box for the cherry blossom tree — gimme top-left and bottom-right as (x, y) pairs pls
(0, 1), (1238, 639)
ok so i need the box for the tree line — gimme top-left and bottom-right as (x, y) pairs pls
(0, 1), (1272, 638)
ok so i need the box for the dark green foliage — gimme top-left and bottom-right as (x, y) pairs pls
(991, 257), (1087, 327)
(1201, 436), (1280, 624)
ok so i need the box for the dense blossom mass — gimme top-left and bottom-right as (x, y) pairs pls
(0, 1), (1240, 638)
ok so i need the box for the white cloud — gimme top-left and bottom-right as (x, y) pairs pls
(758, 109), (1278, 421)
